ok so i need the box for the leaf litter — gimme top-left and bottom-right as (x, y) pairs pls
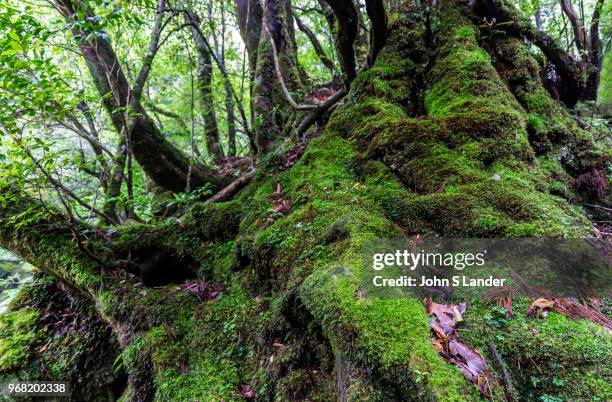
(528, 297), (612, 332)
(424, 297), (495, 397)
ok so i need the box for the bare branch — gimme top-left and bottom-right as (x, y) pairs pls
(293, 12), (335, 71)
(132, 0), (169, 102)
(295, 87), (347, 136)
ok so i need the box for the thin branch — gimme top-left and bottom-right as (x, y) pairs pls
(293, 12), (335, 71)
(132, 0), (169, 102)
(206, 169), (254, 203)
(56, 118), (113, 157)
(1, 124), (118, 225)
(262, 23), (319, 111)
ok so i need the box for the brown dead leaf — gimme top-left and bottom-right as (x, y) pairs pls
(432, 339), (444, 353)
(240, 384), (255, 399)
(38, 339), (51, 353)
(425, 297), (494, 397)
(425, 297), (467, 331)
(267, 183), (291, 216)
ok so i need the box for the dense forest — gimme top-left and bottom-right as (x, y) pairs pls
(0, 0), (610, 400)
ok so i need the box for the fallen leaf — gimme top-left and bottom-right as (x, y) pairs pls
(240, 384), (255, 398)
(425, 297), (494, 397)
(38, 339), (51, 353)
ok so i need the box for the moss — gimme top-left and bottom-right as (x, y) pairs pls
(325, 4), (594, 238)
(1, 2), (608, 400)
(233, 131), (479, 399)
(461, 298), (612, 401)
(0, 276), (123, 400)
(0, 307), (39, 371)
(487, 36), (609, 176)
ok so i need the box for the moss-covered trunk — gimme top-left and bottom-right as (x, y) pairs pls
(1, 1), (610, 401)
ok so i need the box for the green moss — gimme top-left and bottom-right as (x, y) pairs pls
(0, 308), (39, 371)
(0, 277), (122, 400)
(461, 299), (612, 401)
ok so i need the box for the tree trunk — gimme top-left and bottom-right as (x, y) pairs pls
(235, 0), (264, 128)
(51, 0), (229, 193)
(102, 137), (128, 224)
(2, 1), (610, 401)
(582, 0), (605, 100)
(252, 0), (306, 154)
(187, 11), (225, 161)
(322, 0), (359, 84)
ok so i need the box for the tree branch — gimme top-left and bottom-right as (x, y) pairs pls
(295, 87), (347, 136)
(321, 0), (358, 85)
(293, 12), (335, 71)
(365, 0), (387, 65)
(559, 0), (587, 56)
(49, 0), (229, 193)
(132, 0), (169, 102)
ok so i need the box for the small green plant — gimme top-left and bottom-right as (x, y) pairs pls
(166, 184), (214, 209)
(478, 17), (512, 40)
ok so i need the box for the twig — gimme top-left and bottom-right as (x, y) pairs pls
(0, 123), (119, 225)
(582, 203), (612, 212)
(132, 0), (169, 102)
(487, 342), (517, 402)
(262, 23), (318, 111)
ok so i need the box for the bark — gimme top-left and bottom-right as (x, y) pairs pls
(253, 7), (282, 154)
(555, 0), (604, 100)
(470, 0), (583, 107)
(235, 0), (264, 80)
(265, 0), (304, 92)
(235, 0), (264, 138)
(102, 138), (127, 224)
(364, 0), (387, 65)
(50, 0), (229, 193)
(583, 0), (605, 100)
(252, 0), (307, 154)
(224, 83), (238, 157)
(317, 0), (337, 36)
(220, 6), (238, 157)
(322, 0), (359, 84)
(186, 11), (225, 161)
(559, 0), (587, 55)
